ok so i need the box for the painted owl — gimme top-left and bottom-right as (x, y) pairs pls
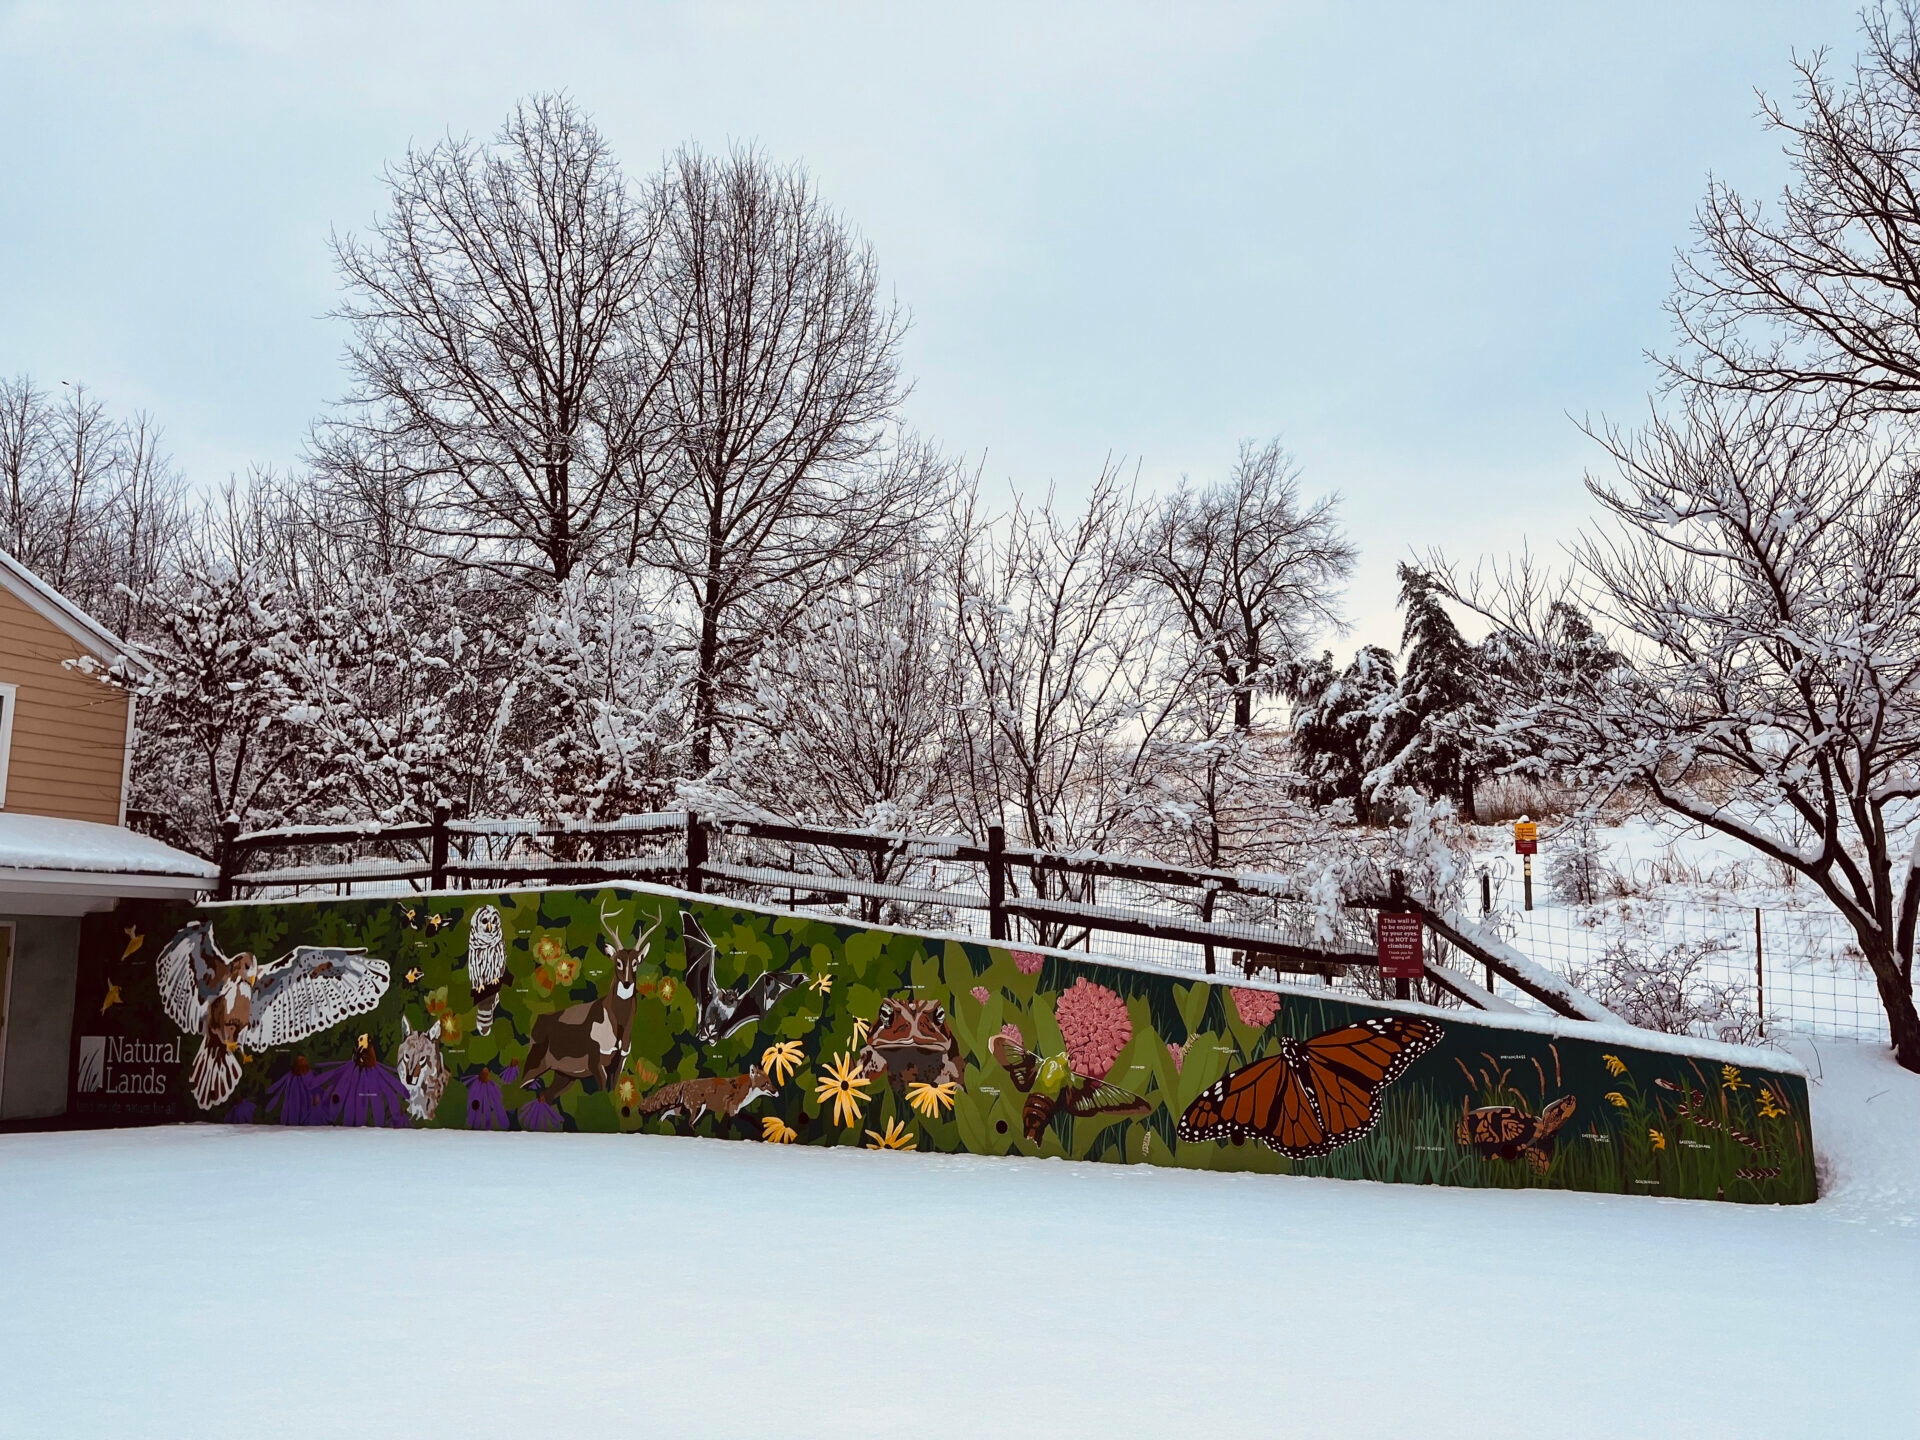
(466, 904), (507, 1035)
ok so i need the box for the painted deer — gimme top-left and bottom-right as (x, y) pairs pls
(520, 904), (662, 1097)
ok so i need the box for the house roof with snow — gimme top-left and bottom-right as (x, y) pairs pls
(0, 811), (216, 914)
(0, 547), (145, 677)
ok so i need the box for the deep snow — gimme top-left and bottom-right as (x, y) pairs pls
(0, 1039), (1912, 1439)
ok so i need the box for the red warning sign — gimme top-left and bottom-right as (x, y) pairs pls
(1377, 911), (1425, 980)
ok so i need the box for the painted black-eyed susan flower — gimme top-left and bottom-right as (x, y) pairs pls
(905, 1080), (957, 1118)
(1721, 1064), (1747, 1091)
(761, 1040), (804, 1085)
(815, 1050), (872, 1127)
(851, 1016), (871, 1045)
(1605, 1091), (1629, 1109)
(808, 973), (833, 995)
(1602, 1054), (1627, 1077)
(865, 1117), (915, 1150)
(761, 1115), (797, 1144)
(1649, 1127), (1666, 1151)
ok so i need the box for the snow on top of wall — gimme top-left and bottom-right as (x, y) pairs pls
(0, 812), (218, 878)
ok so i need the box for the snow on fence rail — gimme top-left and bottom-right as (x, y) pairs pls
(217, 811), (1626, 1025)
(218, 811), (1905, 1041)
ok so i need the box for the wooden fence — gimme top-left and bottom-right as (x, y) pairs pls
(213, 810), (1598, 1021)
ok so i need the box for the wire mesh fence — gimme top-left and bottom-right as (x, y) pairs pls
(1480, 900), (1898, 1044)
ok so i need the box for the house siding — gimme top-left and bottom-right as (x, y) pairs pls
(0, 586), (129, 824)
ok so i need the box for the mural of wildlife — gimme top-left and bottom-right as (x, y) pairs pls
(465, 904), (508, 1035)
(520, 906), (660, 1096)
(681, 908), (805, 1042)
(153, 920), (391, 1109)
(639, 1066), (778, 1126)
(988, 1033), (1150, 1145)
(860, 998), (962, 1090)
(1458, 1095), (1577, 1173)
(397, 1016), (450, 1121)
(1178, 1017), (1443, 1158)
(72, 886), (1817, 1205)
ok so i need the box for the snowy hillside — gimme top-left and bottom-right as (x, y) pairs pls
(0, 1035), (1910, 1439)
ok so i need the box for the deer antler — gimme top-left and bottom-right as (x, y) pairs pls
(599, 900), (629, 954)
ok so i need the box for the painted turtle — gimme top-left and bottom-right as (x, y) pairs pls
(1456, 1094), (1577, 1174)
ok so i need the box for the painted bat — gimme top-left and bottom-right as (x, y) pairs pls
(681, 909), (806, 1044)
(987, 1033), (1150, 1145)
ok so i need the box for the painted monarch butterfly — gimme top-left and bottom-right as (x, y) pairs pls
(1177, 1016), (1443, 1158)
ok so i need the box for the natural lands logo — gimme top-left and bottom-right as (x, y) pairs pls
(76, 1035), (180, 1096)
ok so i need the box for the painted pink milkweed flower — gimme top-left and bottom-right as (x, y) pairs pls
(1167, 1042), (1186, 1073)
(1054, 978), (1132, 1080)
(1012, 950), (1044, 975)
(998, 1022), (1025, 1047)
(971, 986), (992, 1005)
(1232, 987), (1282, 1030)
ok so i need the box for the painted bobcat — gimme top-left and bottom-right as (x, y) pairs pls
(397, 1015), (449, 1121)
(638, 1067), (777, 1126)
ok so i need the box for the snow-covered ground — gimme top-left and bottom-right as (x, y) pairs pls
(0, 1037), (1912, 1438)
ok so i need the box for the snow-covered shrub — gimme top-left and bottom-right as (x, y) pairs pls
(1549, 818), (1609, 906)
(1568, 937), (1762, 1045)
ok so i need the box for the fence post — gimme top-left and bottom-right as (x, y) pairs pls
(1755, 906), (1765, 1037)
(987, 824), (1006, 941)
(1389, 869), (1410, 1002)
(215, 817), (240, 902)
(430, 800), (450, 890)
(685, 811), (706, 895)
(1201, 885), (1216, 975)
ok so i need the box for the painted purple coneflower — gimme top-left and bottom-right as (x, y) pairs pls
(317, 1034), (410, 1128)
(265, 1055), (328, 1126)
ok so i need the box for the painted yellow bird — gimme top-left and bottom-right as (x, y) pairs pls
(99, 981), (123, 1014)
(121, 926), (143, 960)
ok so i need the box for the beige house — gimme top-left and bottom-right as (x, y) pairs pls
(0, 550), (215, 1122)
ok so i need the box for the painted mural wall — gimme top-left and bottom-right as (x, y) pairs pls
(66, 885), (1816, 1204)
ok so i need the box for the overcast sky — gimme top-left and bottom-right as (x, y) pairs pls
(0, 0), (1869, 650)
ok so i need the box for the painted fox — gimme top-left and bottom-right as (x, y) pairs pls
(638, 1067), (777, 1125)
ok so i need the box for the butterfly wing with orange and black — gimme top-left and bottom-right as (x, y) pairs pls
(1178, 1016), (1443, 1158)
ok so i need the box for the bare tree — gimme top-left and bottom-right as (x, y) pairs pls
(1670, 3), (1920, 418)
(1446, 389), (1920, 1071)
(0, 376), (187, 641)
(644, 145), (915, 771)
(322, 94), (678, 584)
(710, 545), (958, 920)
(1137, 439), (1354, 732)
(948, 474), (1179, 946)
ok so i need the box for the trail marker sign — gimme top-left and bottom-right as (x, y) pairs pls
(1513, 820), (1538, 855)
(1377, 911), (1424, 979)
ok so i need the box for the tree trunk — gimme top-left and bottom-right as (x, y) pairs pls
(1866, 940), (1920, 1073)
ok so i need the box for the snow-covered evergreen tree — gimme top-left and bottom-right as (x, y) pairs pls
(1284, 645), (1397, 824)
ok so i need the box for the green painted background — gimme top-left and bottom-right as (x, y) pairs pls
(66, 885), (1816, 1204)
